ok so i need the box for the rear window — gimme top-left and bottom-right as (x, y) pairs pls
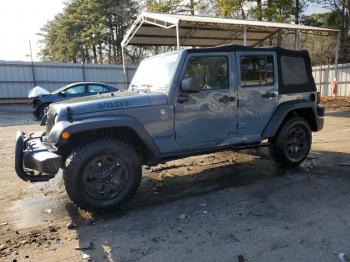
(240, 55), (274, 87)
(281, 56), (308, 85)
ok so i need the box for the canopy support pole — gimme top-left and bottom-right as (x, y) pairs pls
(294, 30), (300, 49)
(122, 45), (128, 89)
(176, 23), (180, 50)
(243, 26), (247, 46)
(335, 31), (340, 82)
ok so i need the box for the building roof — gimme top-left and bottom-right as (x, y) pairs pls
(122, 12), (339, 48)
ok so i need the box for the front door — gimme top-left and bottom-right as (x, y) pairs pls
(237, 52), (278, 136)
(174, 53), (237, 146)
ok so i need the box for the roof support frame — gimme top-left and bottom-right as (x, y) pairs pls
(121, 12), (340, 81)
(252, 29), (280, 47)
(219, 29), (245, 46)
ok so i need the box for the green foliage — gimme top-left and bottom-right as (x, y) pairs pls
(146, 0), (182, 13)
(215, 0), (247, 18)
(145, 0), (205, 14)
(301, 12), (341, 28)
(39, 0), (138, 63)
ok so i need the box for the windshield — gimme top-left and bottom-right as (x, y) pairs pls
(130, 53), (179, 93)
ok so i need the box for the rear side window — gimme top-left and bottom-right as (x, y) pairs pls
(88, 84), (107, 93)
(184, 56), (229, 90)
(240, 55), (274, 87)
(281, 56), (308, 85)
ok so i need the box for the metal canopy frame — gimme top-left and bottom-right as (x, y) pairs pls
(121, 12), (340, 80)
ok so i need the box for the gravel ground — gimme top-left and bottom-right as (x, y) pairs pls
(0, 106), (349, 262)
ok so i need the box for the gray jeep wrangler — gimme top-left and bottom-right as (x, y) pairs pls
(15, 45), (324, 211)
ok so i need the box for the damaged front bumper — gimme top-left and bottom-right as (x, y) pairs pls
(15, 131), (61, 182)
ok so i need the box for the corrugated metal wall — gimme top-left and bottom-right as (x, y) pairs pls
(0, 61), (137, 99)
(312, 63), (350, 96)
(1, 60), (349, 98)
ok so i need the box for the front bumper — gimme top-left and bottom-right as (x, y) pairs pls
(15, 131), (61, 182)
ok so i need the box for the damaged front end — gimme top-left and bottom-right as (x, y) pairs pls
(15, 130), (61, 182)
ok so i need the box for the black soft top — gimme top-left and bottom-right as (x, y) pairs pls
(187, 45), (316, 94)
(187, 44), (308, 56)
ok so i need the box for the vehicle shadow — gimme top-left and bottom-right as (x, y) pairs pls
(325, 109), (350, 118)
(64, 150), (350, 261)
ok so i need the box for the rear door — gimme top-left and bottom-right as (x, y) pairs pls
(237, 52), (278, 136)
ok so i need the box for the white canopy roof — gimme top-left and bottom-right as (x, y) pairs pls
(122, 12), (339, 48)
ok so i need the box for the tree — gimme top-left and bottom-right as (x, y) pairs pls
(145, 0), (204, 14)
(39, 0), (139, 63)
(306, 0), (350, 63)
(215, 0), (247, 19)
(301, 11), (341, 27)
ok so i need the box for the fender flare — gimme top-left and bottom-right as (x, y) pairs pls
(48, 116), (161, 162)
(261, 100), (317, 138)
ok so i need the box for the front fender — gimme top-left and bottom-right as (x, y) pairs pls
(261, 100), (317, 138)
(48, 115), (160, 161)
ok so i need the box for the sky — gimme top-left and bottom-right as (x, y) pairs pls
(0, 0), (329, 62)
(0, 0), (65, 61)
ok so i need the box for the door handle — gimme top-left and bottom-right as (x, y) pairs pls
(262, 92), (277, 99)
(219, 95), (235, 103)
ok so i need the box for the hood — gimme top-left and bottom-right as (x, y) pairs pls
(28, 86), (51, 98)
(51, 90), (168, 116)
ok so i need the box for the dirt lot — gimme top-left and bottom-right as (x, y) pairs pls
(0, 105), (350, 262)
(321, 96), (350, 111)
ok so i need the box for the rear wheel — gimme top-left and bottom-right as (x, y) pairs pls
(269, 116), (311, 168)
(63, 139), (142, 212)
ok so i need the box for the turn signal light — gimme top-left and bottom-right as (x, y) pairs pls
(61, 131), (70, 140)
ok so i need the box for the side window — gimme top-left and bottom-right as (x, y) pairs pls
(240, 55), (274, 87)
(88, 84), (107, 94)
(281, 56), (308, 85)
(61, 85), (86, 95)
(183, 56), (229, 90)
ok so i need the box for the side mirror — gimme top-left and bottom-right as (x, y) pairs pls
(181, 77), (202, 93)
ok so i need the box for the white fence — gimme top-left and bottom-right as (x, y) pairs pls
(313, 63), (350, 96)
(0, 61), (137, 99)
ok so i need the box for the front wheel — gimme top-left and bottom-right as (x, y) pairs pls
(63, 139), (142, 212)
(269, 116), (311, 168)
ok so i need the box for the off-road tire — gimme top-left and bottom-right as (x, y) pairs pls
(63, 139), (142, 212)
(269, 116), (311, 168)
